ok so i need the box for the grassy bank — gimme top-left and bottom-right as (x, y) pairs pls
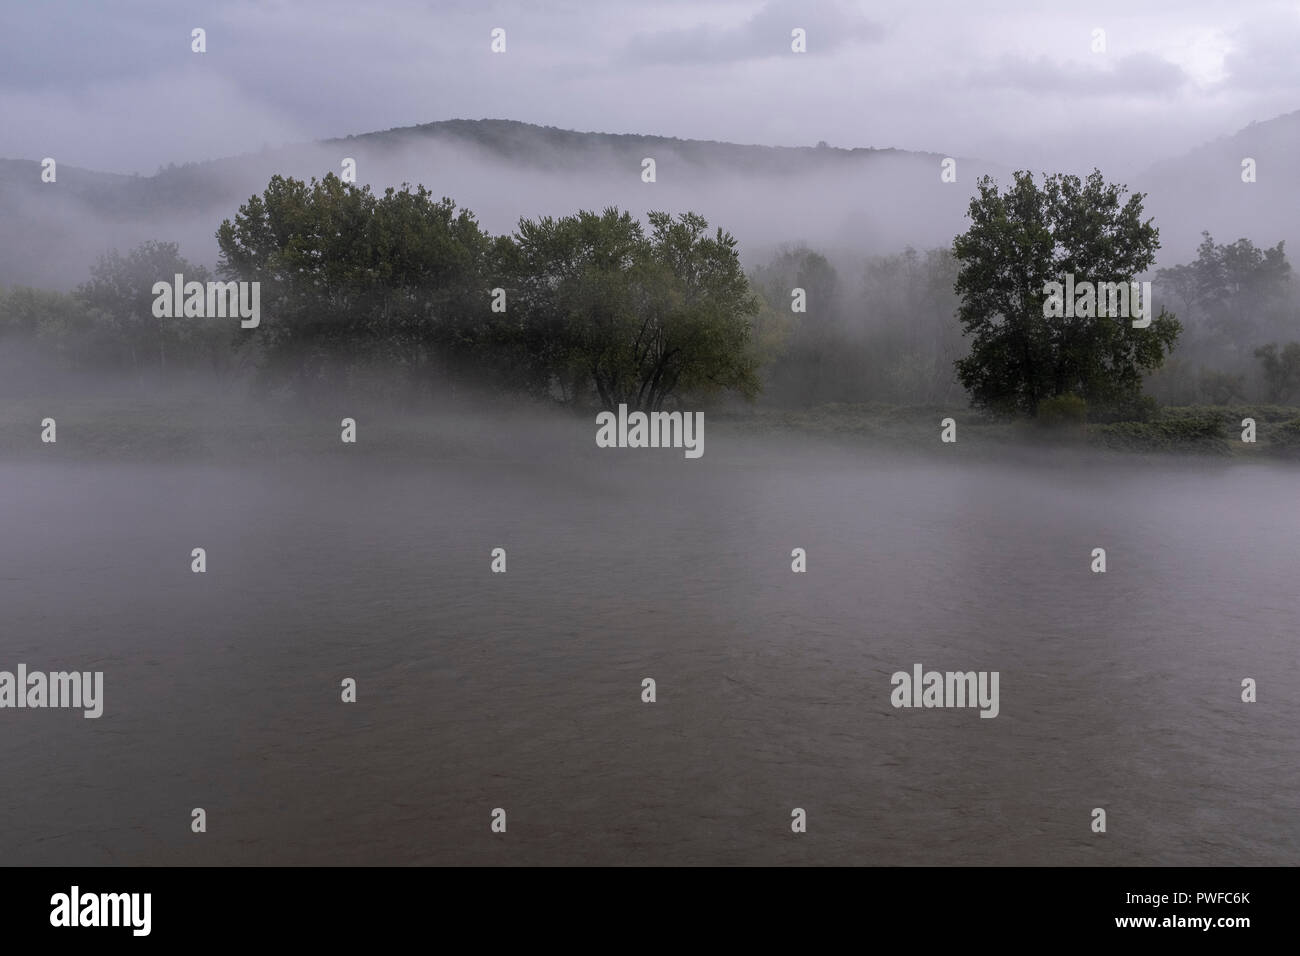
(0, 397), (488, 463)
(2, 396), (1299, 463)
(713, 402), (1300, 459)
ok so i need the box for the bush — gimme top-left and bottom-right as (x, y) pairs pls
(1264, 417), (1300, 456)
(1088, 393), (1158, 423)
(1197, 367), (1247, 405)
(1089, 414), (1229, 453)
(1226, 404), (1299, 424)
(1035, 394), (1088, 426)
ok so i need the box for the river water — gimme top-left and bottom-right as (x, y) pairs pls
(1, 433), (1296, 865)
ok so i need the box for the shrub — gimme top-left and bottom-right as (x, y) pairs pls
(1197, 367), (1247, 405)
(1035, 394), (1088, 426)
(1264, 417), (1300, 456)
(1089, 414), (1229, 453)
(1228, 404), (1300, 424)
(1088, 393), (1158, 423)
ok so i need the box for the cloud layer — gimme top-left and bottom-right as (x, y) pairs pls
(0, 0), (1295, 179)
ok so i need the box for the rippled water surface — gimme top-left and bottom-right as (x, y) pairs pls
(2, 441), (1296, 865)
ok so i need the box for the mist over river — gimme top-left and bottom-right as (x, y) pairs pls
(1, 427), (1297, 865)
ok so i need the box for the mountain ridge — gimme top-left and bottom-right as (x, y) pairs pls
(0, 113), (1294, 290)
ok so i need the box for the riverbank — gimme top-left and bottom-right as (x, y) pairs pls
(714, 402), (1300, 460)
(1, 397), (1297, 463)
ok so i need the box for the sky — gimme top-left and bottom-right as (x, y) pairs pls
(0, 0), (1297, 177)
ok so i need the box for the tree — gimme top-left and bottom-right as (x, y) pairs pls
(750, 246), (843, 404)
(1254, 342), (1300, 403)
(505, 208), (762, 411)
(216, 180), (761, 406)
(642, 210), (761, 409)
(952, 170), (1181, 416)
(77, 241), (213, 377)
(1197, 367), (1246, 405)
(1157, 232), (1293, 355)
(215, 174), (493, 395)
(861, 246), (965, 403)
(0, 286), (100, 386)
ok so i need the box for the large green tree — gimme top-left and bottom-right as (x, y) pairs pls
(504, 207), (762, 411)
(215, 174), (493, 393)
(952, 170), (1181, 416)
(217, 179), (761, 405)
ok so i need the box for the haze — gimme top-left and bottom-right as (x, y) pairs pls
(1, 0), (1298, 871)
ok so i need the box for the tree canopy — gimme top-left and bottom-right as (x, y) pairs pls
(215, 174), (493, 393)
(952, 170), (1181, 417)
(503, 208), (761, 411)
(216, 176), (762, 410)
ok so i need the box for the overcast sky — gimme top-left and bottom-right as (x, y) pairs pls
(1, 0), (1297, 177)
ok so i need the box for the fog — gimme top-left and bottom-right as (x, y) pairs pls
(2, 415), (1298, 864)
(3, 110), (1298, 292)
(1, 131), (1007, 289)
(3, 0), (1299, 870)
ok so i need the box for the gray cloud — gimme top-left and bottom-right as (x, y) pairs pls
(624, 0), (884, 65)
(0, 0), (1294, 182)
(972, 52), (1188, 96)
(1223, 13), (1300, 93)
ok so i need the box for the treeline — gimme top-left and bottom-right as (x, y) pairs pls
(212, 177), (763, 411)
(0, 171), (964, 409)
(750, 245), (965, 406)
(1, 175), (764, 410)
(750, 230), (1299, 412)
(1, 172), (1296, 412)
(1147, 232), (1300, 405)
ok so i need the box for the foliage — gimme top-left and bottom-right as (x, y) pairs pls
(215, 174), (493, 394)
(1157, 232), (1293, 353)
(1035, 393), (1088, 426)
(78, 241), (222, 376)
(1089, 414), (1229, 453)
(1253, 342), (1300, 403)
(503, 207), (762, 411)
(952, 169), (1180, 416)
(1086, 393), (1159, 423)
(1264, 417), (1300, 456)
(752, 245), (963, 406)
(1196, 366), (1247, 405)
(213, 178), (763, 409)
